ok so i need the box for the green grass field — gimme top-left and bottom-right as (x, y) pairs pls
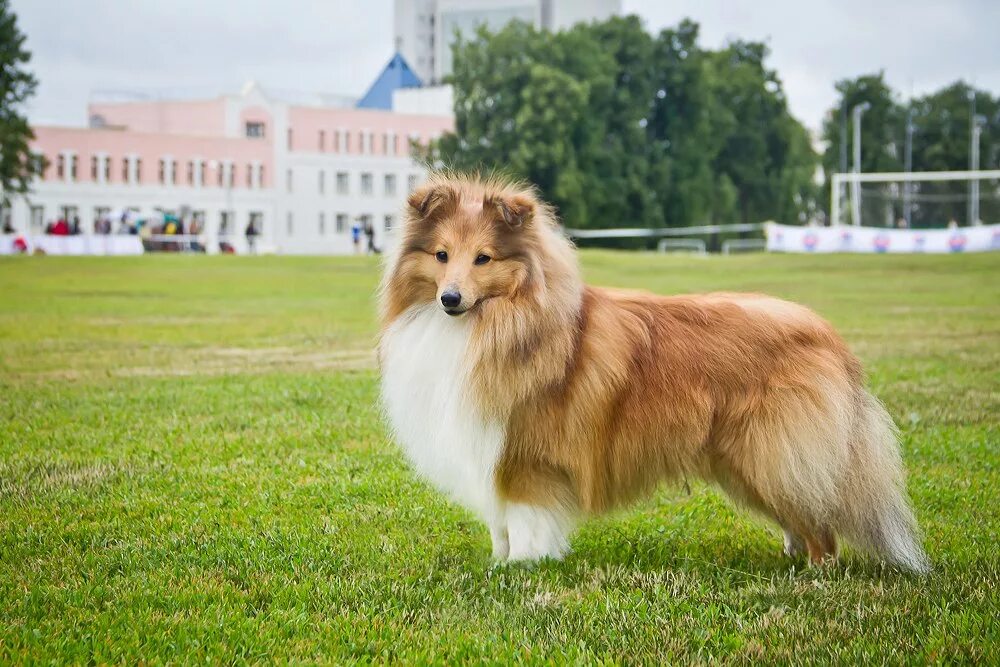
(1, 252), (998, 663)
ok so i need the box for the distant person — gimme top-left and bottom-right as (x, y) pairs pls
(351, 221), (362, 254)
(947, 218), (959, 230)
(70, 216), (81, 235)
(364, 220), (377, 254)
(895, 217), (909, 229)
(2, 219), (14, 234)
(52, 218), (69, 236)
(245, 220), (258, 254)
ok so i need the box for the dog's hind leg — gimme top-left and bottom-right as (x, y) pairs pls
(804, 527), (839, 566)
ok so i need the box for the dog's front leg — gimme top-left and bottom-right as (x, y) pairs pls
(505, 503), (574, 562)
(487, 501), (510, 561)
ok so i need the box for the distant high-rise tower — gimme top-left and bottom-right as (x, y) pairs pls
(394, 0), (621, 85)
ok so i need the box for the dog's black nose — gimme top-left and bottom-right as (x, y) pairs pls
(440, 291), (462, 308)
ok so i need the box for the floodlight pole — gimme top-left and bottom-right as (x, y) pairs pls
(851, 102), (871, 226)
(903, 108), (914, 226)
(971, 114), (986, 225)
(967, 90), (976, 226)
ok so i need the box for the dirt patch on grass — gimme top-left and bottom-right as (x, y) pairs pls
(0, 460), (139, 499)
(114, 346), (376, 378)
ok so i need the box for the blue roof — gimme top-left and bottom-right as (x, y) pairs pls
(356, 52), (423, 110)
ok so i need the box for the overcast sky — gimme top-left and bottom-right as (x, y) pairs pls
(12, 0), (1000, 132)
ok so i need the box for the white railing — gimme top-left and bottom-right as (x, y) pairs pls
(657, 238), (706, 255)
(564, 222), (764, 239)
(722, 238), (767, 255)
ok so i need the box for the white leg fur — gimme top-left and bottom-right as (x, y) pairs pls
(505, 503), (574, 562)
(783, 529), (806, 557)
(490, 520), (510, 560)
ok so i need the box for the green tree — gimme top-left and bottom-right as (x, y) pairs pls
(821, 73), (903, 224)
(646, 19), (718, 228)
(429, 15), (818, 234)
(707, 41), (817, 226)
(909, 82), (999, 225)
(0, 0), (43, 207)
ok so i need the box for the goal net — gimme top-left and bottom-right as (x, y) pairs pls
(830, 170), (1000, 228)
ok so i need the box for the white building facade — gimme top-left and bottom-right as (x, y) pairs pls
(4, 82), (453, 254)
(395, 0), (621, 85)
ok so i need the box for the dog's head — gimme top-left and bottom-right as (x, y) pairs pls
(381, 173), (557, 321)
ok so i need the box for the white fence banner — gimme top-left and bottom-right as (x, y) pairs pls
(1, 234), (145, 256)
(766, 223), (1000, 254)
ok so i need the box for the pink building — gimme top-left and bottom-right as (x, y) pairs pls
(8, 80), (453, 254)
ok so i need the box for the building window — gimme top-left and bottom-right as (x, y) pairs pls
(31, 153), (45, 179)
(94, 207), (110, 232)
(122, 158), (129, 183)
(407, 174), (419, 192)
(336, 213), (348, 233)
(91, 155), (99, 180)
(30, 205), (44, 233)
(57, 154), (65, 179)
(188, 161), (196, 185)
(318, 170), (325, 194)
(245, 121), (265, 138)
(343, 131), (350, 153)
(287, 128), (293, 150)
(384, 174), (396, 196)
(197, 160), (206, 186)
(319, 212), (326, 235)
(286, 168), (293, 193)
(359, 214), (373, 237)
(220, 210), (233, 236)
(361, 172), (373, 195)
(319, 130), (326, 152)
(69, 155), (78, 181)
(249, 212), (263, 237)
(286, 212), (293, 236)
(336, 172), (349, 194)
(334, 129), (342, 153)
(258, 165), (265, 188)
(384, 215), (394, 231)
(134, 158), (142, 184)
(159, 159), (166, 184)
(104, 157), (111, 182)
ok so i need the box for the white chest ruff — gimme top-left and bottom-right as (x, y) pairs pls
(380, 305), (504, 517)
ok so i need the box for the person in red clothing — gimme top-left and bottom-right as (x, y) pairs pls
(51, 219), (70, 235)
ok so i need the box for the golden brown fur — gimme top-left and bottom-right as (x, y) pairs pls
(379, 172), (929, 572)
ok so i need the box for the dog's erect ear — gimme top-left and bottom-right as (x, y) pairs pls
(488, 194), (535, 229)
(407, 183), (456, 221)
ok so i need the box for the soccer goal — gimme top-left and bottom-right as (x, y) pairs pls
(830, 170), (1000, 228)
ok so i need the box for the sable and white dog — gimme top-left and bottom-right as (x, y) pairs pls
(378, 173), (929, 572)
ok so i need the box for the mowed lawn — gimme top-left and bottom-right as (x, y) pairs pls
(1, 252), (998, 663)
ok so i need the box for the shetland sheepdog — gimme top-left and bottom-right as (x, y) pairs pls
(378, 173), (929, 572)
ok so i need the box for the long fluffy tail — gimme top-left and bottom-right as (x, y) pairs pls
(839, 391), (930, 574)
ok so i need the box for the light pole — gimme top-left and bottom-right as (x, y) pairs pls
(903, 107), (915, 226)
(851, 101), (871, 226)
(967, 90), (976, 225)
(971, 114), (987, 225)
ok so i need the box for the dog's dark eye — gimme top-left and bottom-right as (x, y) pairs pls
(435, 251), (448, 263)
(474, 254), (491, 265)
